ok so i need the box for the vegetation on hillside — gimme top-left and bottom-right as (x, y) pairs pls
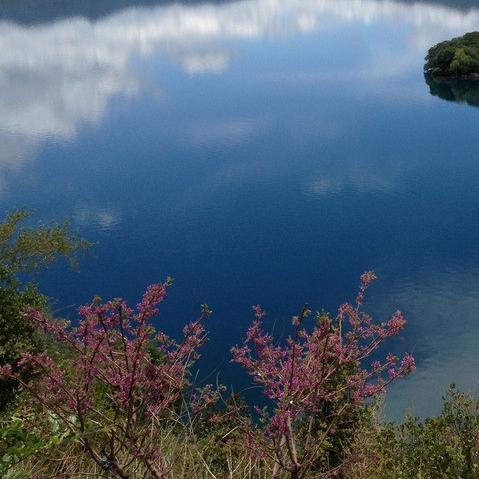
(0, 210), (478, 478)
(0, 211), (88, 412)
(425, 31), (479, 77)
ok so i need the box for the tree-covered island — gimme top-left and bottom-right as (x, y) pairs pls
(425, 31), (479, 78)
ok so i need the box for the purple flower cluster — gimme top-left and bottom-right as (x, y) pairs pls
(231, 272), (415, 478)
(0, 272), (415, 479)
(1, 282), (209, 479)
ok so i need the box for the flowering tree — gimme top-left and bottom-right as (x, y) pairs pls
(0, 280), (209, 479)
(0, 272), (416, 478)
(231, 272), (415, 479)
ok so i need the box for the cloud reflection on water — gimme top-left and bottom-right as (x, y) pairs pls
(0, 0), (478, 169)
(1, 0), (479, 418)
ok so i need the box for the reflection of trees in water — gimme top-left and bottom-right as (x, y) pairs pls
(1, 0), (477, 25)
(398, 0), (479, 9)
(0, 0), (229, 24)
(426, 75), (479, 107)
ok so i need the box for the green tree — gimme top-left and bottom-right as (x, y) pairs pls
(425, 31), (479, 76)
(0, 210), (88, 411)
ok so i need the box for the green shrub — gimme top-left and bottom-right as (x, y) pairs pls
(349, 386), (479, 479)
(0, 210), (87, 411)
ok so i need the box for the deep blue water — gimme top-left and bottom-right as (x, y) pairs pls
(2, 0), (479, 418)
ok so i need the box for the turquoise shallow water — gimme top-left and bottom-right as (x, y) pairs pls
(2, 0), (479, 419)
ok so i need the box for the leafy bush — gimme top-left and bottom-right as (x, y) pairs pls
(0, 409), (71, 478)
(0, 210), (87, 411)
(349, 386), (479, 479)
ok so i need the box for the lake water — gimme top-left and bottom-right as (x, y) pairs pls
(2, 0), (479, 419)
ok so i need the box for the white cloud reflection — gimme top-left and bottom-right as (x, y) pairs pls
(0, 0), (478, 169)
(372, 263), (479, 419)
(0, 0), (477, 415)
(74, 205), (121, 230)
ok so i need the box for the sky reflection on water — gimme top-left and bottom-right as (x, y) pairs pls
(1, 0), (479, 418)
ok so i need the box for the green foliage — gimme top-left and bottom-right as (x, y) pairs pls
(0, 399), (76, 479)
(425, 32), (479, 77)
(0, 415), (41, 476)
(0, 210), (88, 411)
(350, 386), (479, 479)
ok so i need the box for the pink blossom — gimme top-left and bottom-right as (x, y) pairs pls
(232, 271), (414, 479)
(3, 281), (209, 479)
(0, 364), (13, 378)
